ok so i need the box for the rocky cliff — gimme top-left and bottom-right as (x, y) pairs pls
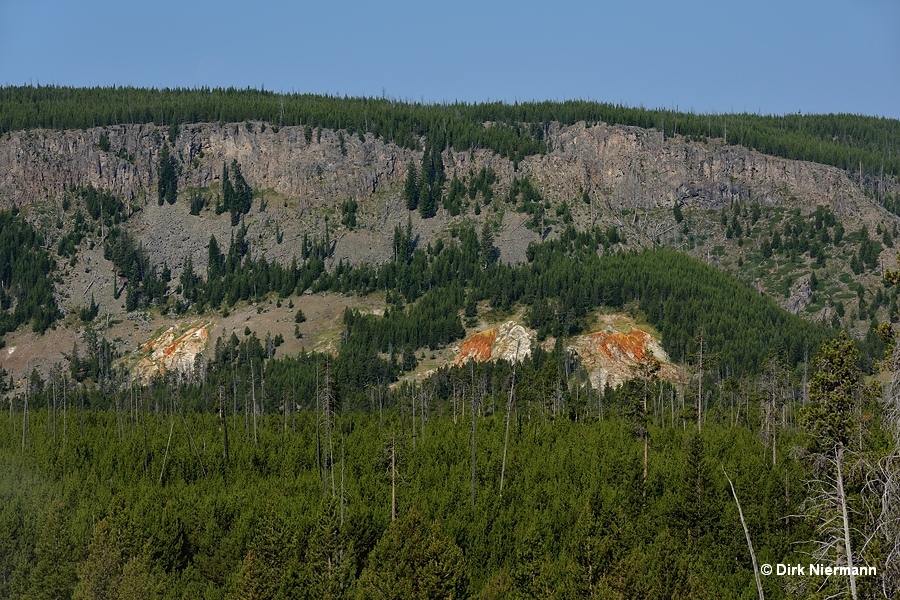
(2, 121), (889, 221)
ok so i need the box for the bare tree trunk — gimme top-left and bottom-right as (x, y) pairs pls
(21, 392), (27, 453)
(772, 419), (776, 467)
(141, 389), (149, 474)
(220, 386), (229, 463)
(471, 383), (477, 507)
(836, 448), (859, 600)
(159, 415), (175, 485)
(500, 343), (520, 498)
(116, 389), (122, 439)
(598, 382), (603, 422)
(316, 362), (324, 496)
(697, 331), (703, 433)
(251, 360), (258, 445)
(180, 411), (207, 479)
(285, 376), (293, 436)
(724, 468), (765, 600)
(643, 433), (648, 500)
(62, 375), (67, 450)
(391, 432), (396, 521)
(327, 363), (336, 497)
(643, 381), (648, 499)
(52, 374), (57, 444)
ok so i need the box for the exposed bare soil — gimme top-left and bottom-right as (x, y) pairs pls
(0, 292), (384, 388)
(450, 312), (678, 390)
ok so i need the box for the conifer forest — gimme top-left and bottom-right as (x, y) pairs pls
(2, 87), (900, 599)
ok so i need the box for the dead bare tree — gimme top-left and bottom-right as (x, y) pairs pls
(159, 413), (175, 485)
(500, 342), (520, 498)
(62, 373), (67, 451)
(862, 452), (900, 598)
(316, 359), (324, 496)
(21, 389), (27, 453)
(470, 362), (478, 507)
(801, 449), (859, 600)
(50, 365), (57, 444)
(391, 432), (397, 521)
(631, 356), (660, 498)
(219, 386), (229, 463)
(696, 329), (704, 433)
(724, 468), (764, 600)
(250, 359), (258, 445)
(320, 359), (337, 497)
(858, 338), (900, 597)
(762, 352), (790, 467)
(799, 334), (866, 600)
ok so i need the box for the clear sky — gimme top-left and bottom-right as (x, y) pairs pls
(2, 0), (898, 118)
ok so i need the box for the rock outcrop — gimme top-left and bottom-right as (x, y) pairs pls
(455, 316), (677, 390)
(1, 121), (888, 221)
(135, 323), (209, 383)
(0, 123), (413, 210)
(455, 321), (533, 366)
(568, 327), (678, 390)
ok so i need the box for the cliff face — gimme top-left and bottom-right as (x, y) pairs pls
(0, 120), (886, 218)
(0, 123), (413, 209)
(526, 122), (871, 216)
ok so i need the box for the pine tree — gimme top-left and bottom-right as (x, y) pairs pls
(24, 499), (78, 600)
(355, 507), (467, 599)
(480, 222), (496, 268)
(800, 332), (865, 600)
(73, 517), (126, 600)
(180, 255), (198, 303)
(302, 501), (356, 598)
(156, 143), (177, 206)
(219, 164), (233, 216)
(801, 332), (860, 452)
(419, 186), (436, 219)
(228, 504), (298, 599)
(404, 162), (419, 211)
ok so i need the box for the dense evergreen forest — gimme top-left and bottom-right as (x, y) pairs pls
(5, 197), (898, 597)
(0, 209), (61, 337)
(2, 86), (899, 180)
(1, 328), (898, 598)
(4, 86), (900, 597)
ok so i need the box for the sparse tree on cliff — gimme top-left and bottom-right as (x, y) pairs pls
(156, 143), (177, 206)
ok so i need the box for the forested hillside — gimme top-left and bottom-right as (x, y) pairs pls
(1, 329), (898, 598)
(3, 87), (900, 598)
(0, 209), (61, 335)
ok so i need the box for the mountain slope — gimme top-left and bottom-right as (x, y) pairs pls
(1, 93), (899, 382)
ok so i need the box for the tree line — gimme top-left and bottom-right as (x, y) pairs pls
(1, 85), (898, 180)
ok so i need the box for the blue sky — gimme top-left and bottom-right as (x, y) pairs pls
(2, 0), (898, 118)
